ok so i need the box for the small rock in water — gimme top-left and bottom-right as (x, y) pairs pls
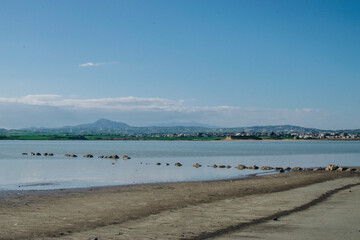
(235, 165), (246, 170)
(175, 162), (182, 167)
(192, 163), (202, 168)
(157, 162), (161, 166)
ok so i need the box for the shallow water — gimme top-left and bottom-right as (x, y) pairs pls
(0, 140), (359, 190)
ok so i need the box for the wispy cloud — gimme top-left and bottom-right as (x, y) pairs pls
(0, 95), (336, 128)
(79, 62), (105, 67)
(78, 61), (119, 67)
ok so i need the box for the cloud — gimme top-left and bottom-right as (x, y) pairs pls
(78, 61), (119, 67)
(79, 62), (105, 67)
(0, 95), (339, 129)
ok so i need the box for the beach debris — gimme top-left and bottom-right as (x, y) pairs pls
(325, 164), (338, 171)
(83, 154), (94, 158)
(261, 166), (273, 170)
(122, 155), (131, 160)
(235, 165), (246, 170)
(247, 165), (259, 170)
(292, 166), (302, 171)
(192, 163), (202, 168)
(175, 162), (182, 167)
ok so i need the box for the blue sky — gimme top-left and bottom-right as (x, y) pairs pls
(0, 0), (359, 129)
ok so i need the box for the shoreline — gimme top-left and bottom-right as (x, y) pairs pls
(1, 171), (359, 239)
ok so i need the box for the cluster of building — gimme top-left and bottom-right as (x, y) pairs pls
(126, 131), (360, 140)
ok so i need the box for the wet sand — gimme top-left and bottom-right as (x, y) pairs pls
(0, 171), (359, 240)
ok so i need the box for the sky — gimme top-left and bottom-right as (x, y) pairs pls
(0, 0), (359, 129)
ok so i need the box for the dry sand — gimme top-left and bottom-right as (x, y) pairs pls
(0, 171), (359, 240)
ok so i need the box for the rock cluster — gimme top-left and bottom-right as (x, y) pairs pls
(65, 154), (77, 157)
(98, 155), (119, 159)
(247, 165), (259, 170)
(27, 152), (54, 156)
(325, 164), (338, 171)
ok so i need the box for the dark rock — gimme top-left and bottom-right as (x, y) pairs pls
(235, 165), (246, 170)
(248, 165), (259, 170)
(313, 167), (325, 171)
(261, 166), (273, 170)
(192, 163), (202, 168)
(175, 162), (182, 167)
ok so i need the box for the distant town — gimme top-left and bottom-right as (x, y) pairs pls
(1, 119), (359, 140)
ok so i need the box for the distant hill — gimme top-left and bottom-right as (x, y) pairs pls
(4, 119), (359, 134)
(60, 118), (130, 132)
(223, 125), (324, 134)
(151, 121), (218, 128)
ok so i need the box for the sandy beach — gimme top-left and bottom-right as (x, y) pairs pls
(0, 171), (359, 240)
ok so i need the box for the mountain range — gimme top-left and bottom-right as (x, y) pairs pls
(6, 119), (357, 134)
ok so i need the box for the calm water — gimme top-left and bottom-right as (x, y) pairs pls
(0, 140), (359, 190)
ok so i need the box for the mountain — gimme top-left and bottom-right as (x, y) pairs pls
(58, 119), (130, 133)
(11, 119), (360, 134)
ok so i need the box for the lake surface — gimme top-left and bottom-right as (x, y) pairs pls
(0, 140), (359, 190)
